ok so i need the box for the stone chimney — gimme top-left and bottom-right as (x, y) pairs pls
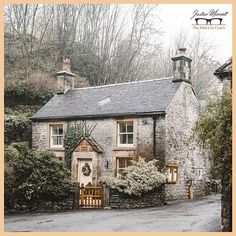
(56, 58), (75, 94)
(171, 48), (192, 83)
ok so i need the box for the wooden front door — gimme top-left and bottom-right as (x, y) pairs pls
(78, 159), (92, 186)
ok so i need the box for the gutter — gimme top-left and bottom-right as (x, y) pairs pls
(31, 111), (166, 122)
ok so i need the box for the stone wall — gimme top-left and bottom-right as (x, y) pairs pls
(70, 118), (156, 178)
(221, 188), (232, 231)
(109, 185), (165, 209)
(32, 117), (159, 177)
(79, 119), (114, 177)
(32, 122), (48, 150)
(164, 82), (210, 200)
(5, 200), (74, 214)
(154, 115), (166, 168)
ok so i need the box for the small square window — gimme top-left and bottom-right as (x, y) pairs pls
(166, 164), (178, 184)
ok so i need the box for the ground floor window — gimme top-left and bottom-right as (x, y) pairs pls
(116, 157), (133, 177)
(166, 164), (178, 184)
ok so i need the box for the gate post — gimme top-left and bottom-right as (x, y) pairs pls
(73, 182), (80, 210)
(102, 184), (110, 208)
(80, 183), (85, 207)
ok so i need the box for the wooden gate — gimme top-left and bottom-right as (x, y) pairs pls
(79, 183), (103, 208)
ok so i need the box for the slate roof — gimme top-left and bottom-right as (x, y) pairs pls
(214, 57), (232, 81)
(32, 77), (182, 121)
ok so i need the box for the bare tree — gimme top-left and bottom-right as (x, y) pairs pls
(154, 30), (220, 102)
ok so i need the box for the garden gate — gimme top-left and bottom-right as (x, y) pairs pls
(79, 183), (103, 208)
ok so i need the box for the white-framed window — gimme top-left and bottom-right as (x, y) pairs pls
(166, 164), (178, 184)
(50, 124), (64, 148)
(116, 157), (132, 177)
(117, 121), (134, 146)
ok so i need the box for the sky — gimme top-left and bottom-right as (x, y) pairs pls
(159, 4), (232, 63)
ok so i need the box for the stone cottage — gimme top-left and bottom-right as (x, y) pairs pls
(31, 48), (210, 200)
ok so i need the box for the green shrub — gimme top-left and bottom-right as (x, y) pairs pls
(99, 158), (166, 196)
(4, 145), (19, 162)
(4, 162), (16, 207)
(4, 146), (74, 207)
(4, 115), (32, 145)
(4, 79), (54, 106)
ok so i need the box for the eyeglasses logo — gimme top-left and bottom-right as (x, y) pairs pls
(195, 17), (223, 25)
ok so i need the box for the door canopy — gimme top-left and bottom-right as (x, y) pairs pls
(73, 136), (103, 153)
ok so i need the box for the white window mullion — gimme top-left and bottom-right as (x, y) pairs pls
(50, 124), (64, 148)
(117, 121), (134, 146)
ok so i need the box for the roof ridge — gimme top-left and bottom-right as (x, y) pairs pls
(72, 76), (173, 91)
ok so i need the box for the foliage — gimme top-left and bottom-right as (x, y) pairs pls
(4, 162), (16, 206)
(4, 144), (20, 161)
(4, 114), (32, 145)
(66, 45), (104, 86)
(5, 79), (54, 106)
(4, 4), (161, 86)
(4, 145), (74, 207)
(64, 122), (96, 168)
(194, 92), (232, 191)
(5, 105), (40, 117)
(4, 143), (34, 207)
(99, 157), (166, 196)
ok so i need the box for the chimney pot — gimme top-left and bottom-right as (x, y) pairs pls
(178, 48), (187, 56)
(62, 58), (71, 72)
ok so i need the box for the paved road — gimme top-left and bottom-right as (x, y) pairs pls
(5, 194), (221, 232)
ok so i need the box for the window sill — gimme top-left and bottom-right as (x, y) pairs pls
(166, 181), (177, 184)
(112, 146), (136, 151)
(49, 147), (65, 151)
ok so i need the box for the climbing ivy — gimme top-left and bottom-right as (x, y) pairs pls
(64, 122), (96, 169)
(194, 92), (232, 190)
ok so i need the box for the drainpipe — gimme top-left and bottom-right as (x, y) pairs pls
(153, 116), (156, 156)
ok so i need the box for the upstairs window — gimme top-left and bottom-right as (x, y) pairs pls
(117, 121), (134, 146)
(50, 124), (64, 148)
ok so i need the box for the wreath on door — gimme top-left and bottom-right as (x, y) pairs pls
(82, 162), (91, 176)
